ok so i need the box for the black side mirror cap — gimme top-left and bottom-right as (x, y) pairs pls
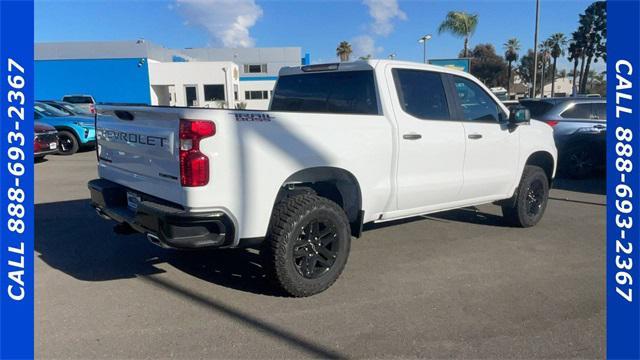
(508, 105), (530, 125)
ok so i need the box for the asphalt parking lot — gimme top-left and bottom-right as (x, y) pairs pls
(35, 151), (605, 359)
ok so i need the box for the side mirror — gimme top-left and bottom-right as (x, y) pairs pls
(508, 106), (530, 125)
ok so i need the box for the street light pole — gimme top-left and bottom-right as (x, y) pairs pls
(532, 0), (540, 98)
(418, 34), (432, 63)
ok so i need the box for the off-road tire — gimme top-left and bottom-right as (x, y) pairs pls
(502, 165), (549, 228)
(262, 194), (351, 297)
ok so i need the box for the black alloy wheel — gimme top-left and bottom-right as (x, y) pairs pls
(292, 218), (340, 279)
(567, 149), (594, 179)
(525, 179), (545, 217)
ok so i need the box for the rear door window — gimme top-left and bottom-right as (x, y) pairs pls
(392, 68), (450, 120)
(270, 71), (379, 115)
(561, 103), (593, 119)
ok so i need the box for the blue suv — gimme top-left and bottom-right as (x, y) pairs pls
(34, 101), (95, 155)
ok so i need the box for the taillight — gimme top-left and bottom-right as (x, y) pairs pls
(545, 120), (559, 127)
(179, 119), (215, 187)
(90, 104), (96, 114)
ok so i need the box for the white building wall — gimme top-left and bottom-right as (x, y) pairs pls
(239, 80), (277, 110)
(148, 61), (239, 108)
(543, 76), (575, 97)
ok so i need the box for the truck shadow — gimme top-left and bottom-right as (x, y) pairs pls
(35, 199), (347, 359)
(36, 199), (505, 291)
(35, 199), (276, 295)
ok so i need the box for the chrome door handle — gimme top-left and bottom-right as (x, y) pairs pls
(468, 133), (483, 140)
(593, 124), (606, 129)
(403, 133), (422, 140)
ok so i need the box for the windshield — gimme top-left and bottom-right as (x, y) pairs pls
(35, 102), (71, 117)
(63, 96), (93, 104)
(519, 100), (555, 118)
(44, 102), (74, 116)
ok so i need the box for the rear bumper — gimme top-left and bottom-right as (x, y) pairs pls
(88, 179), (235, 249)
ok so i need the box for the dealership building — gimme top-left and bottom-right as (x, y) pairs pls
(35, 40), (310, 110)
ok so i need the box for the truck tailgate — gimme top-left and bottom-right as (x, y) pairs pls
(96, 106), (181, 203)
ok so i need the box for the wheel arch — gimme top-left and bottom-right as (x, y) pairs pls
(525, 151), (555, 185)
(274, 166), (364, 237)
(54, 126), (81, 140)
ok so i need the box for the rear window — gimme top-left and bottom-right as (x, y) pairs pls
(519, 100), (555, 118)
(593, 102), (606, 120)
(63, 96), (94, 104)
(270, 71), (379, 115)
(561, 103), (592, 119)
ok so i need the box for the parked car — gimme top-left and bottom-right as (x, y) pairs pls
(89, 60), (556, 297)
(61, 94), (96, 115)
(40, 100), (94, 117)
(34, 102), (96, 155)
(34, 122), (59, 160)
(519, 98), (606, 178)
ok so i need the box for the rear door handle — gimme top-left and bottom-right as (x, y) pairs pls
(593, 124), (606, 129)
(468, 133), (483, 140)
(403, 133), (422, 140)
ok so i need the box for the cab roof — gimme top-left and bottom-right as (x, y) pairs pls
(279, 59), (470, 78)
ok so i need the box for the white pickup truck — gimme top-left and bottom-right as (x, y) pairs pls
(89, 60), (557, 297)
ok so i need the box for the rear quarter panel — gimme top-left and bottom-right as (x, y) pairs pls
(184, 110), (395, 240)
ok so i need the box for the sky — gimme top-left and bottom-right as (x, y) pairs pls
(35, 0), (604, 72)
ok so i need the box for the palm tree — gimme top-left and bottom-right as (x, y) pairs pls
(538, 40), (551, 97)
(336, 41), (353, 62)
(437, 11), (479, 58)
(547, 33), (568, 97)
(568, 39), (583, 96)
(503, 38), (520, 97)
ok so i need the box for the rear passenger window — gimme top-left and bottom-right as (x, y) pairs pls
(392, 69), (450, 120)
(453, 76), (502, 122)
(561, 103), (592, 119)
(270, 71), (379, 115)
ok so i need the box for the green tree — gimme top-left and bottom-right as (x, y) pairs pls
(336, 41), (353, 62)
(547, 33), (568, 97)
(503, 38), (520, 96)
(437, 11), (479, 58)
(465, 44), (508, 87)
(572, 1), (607, 93)
(518, 49), (543, 97)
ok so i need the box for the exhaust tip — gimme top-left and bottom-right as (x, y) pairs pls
(146, 233), (165, 247)
(95, 207), (111, 220)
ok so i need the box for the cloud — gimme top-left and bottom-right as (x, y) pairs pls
(176, 0), (263, 48)
(352, 35), (384, 58)
(363, 0), (407, 36)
